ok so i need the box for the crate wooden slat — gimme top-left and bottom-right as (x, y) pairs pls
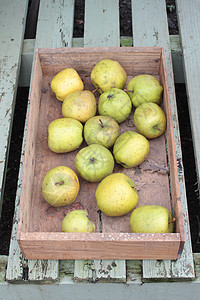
(16, 47), (184, 261)
(176, 0), (200, 194)
(6, 0), (75, 282)
(131, 0), (195, 279)
(0, 0), (29, 217)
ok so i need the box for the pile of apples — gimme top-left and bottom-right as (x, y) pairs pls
(42, 59), (174, 234)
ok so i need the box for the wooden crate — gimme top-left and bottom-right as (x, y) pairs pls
(17, 47), (185, 260)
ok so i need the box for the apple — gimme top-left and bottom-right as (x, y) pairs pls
(91, 59), (127, 93)
(98, 88), (132, 123)
(42, 166), (80, 207)
(51, 68), (84, 101)
(130, 205), (174, 233)
(74, 144), (115, 182)
(113, 131), (150, 168)
(95, 173), (139, 216)
(62, 210), (95, 233)
(134, 102), (167, 139)
(126, 74), (163, 107)
(84, 115), (120, 148)
(62, 90), (97, 123)
(48, 118), (83, 153)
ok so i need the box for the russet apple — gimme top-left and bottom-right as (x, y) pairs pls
(134, 102), (167, 139)
(62, 210), (95, 233)
(51, 68), (84, 101)
(84, 115), (120, 148)
(98, 88), (132, 123)
(91, 59), (127, 93)
(113, 131), (150, 168)
(48, 118), (83, 153)
(130, 205), (174, 233)
(95, 173), (139, 216)
(127, 74), (163, 107)
(74, 144), (115, 182)
(62, 90), (97, 123)
(42, 166), (79, 207)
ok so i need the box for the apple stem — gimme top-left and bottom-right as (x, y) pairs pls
(154, 126), (162, 132)
(99, 119), (104, 128)
(92, 86), (99, 94)
(124, 88), (134, 93)
(41, 136), (48, 142)
(55, 180), (64, 186)
(90, 157), (95, 163)
(168, 217), (176, 224)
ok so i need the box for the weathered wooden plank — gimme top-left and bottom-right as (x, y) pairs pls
(176, 0), (200, 192)
(0, 0), (29, 217)
(131, 0), (195, 280)
(84, 0), (120, 47)
(6, 0), (75, 282)
(73, 0), (126, 282)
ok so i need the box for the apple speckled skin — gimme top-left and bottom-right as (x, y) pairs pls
(127, 74), (163, 107)
(42, 166), (80, 207)
(113, 131), (150, 168)
(51, 68), (84, 101)
(134, 102), (167, 139)
(48, 118), (83, 153)
(91, 59), (127, 94)
(62, 210), (95, 233)
(130, 205), (174, 233)
(95, 173), (139, 217)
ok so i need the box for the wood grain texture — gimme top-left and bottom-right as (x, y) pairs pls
(0, 0), (29, 216)
(131, 0), (194, 279)
(176, 0), (200, 192)
(6, 0), (75, 282)
(84, 0), (120, 47)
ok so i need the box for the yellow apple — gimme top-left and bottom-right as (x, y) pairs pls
(127, 74), (163, 107)
(113, 131), (150, 168)
(48, 118), (83, 153)
(51, 68), (84, 101)
(62, 90), (97, 123)
(91, 59), (127, 93)
(134, 102), (167, 139)
(62, 210), (95, 233)
(95, 173), (139, 216)
(130, 205), (174, 233)
(42, 166), (79, 207)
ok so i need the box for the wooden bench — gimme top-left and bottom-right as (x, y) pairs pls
(1, 0), (200, 297)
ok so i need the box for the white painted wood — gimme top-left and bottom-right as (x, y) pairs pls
(0, 0), (29, 217)
(131, 0), (195, 280)
(6, 0), (75, 282)
(84, 0), (120, 47)
(176, 0), (200, 192)
(74, 260), (126, 282)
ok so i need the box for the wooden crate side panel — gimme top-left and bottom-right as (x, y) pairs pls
(131, 0), (194, 279)
(38, 47), (161, 77)
(19, 232), (181, 260)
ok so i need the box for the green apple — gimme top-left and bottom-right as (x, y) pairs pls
(98, 88), (132, 123)
(42, 166), (80, 207)
(74, 144), (114, 182)
(51, 68), (84, 101)
(91, 59), (127, 93)
(95, 173), (139, 216)
(113, 131), (150, 168)
(62, 210), (95, 232)
(84, 115), (120, 148)
(62, 90), (97, 123)
(127, 74), (163, 107)
(134, 102), (167, 139)
(130, 205), (174, 233)
(48, 118), (83, 153)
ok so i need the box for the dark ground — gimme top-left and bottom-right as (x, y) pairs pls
(0, 0), (199, 255)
